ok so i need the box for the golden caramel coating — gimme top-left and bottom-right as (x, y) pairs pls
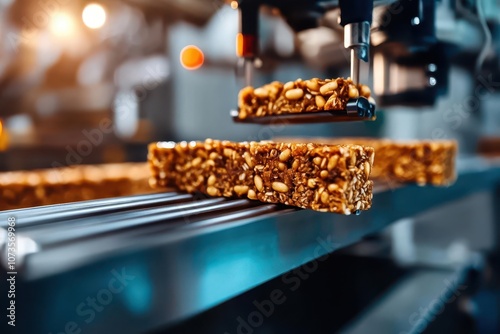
(238, 77), (373, 119)
(148, 139), (375, 214)
(276, 137), (458, 186)
(0, 163), (155, 211)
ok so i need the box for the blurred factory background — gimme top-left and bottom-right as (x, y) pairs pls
(0, 0), (498, 172)
(0, 0), (499, 333)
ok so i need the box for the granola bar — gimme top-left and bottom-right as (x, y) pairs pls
(0, 163), (156, 211)
(275, 137), (457, 186)
(237, 77), (373, 119)
(478, 137), (500, 157)
(148, 139), (374, 214)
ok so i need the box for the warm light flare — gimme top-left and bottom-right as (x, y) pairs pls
(180, 45), (204, 70)
(236, 33), (256, 57)
(82, 3), (107, 29)
(230, 1), (238, 9)
(236, 33), (243, 57)
(0, 119), (8, 151)
(49, 13), (75, 37)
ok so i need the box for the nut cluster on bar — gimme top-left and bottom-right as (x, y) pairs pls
(0, 163), (155, 211)
(276, 137), (458, 186)
(237, 77), (373, 119)
(148, 139), (375, 214)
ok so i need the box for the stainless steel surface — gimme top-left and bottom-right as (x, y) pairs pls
(344, 22), (371, 59)
(351, 49), (361, 84)
(315, 0), (398, 8)
(344, 21), (370, 84)
(1, 157), (500, 334)
(1, 192), (191, 228)
(340, 268), (469, 333)
(244, 58), (254, 87)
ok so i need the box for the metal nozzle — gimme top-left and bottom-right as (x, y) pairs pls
(344, 21), (370, 85)
(243, 58), (254, 87)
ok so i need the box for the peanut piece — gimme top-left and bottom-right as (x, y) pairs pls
(349, 150), (357, 166)
(348, 85), (359, 98)
(321, 191), (329, 204)
(272, 182), (289, 193)
(320, 158), (327, 169)
(328, 184), (339, 192)
(284, 81), (295, 91)
(234, 185), (249, 195)
(279, 149), (291, 162)
(285, 88), (304, 100)
(207, 175), (216, 186)
(360, 85), (371, 97)
(243, 152), (254, 168)
(207, 186), (218, 196)
(254, 175), (263, 191)
(192, 157), (202, 167)
(247, 189), (257, 199)
(254, 87), (269, 99)
(315, 95), (326, 108)
(327, 155), (339, 171)
(364, 161), (371, 179)
(319, 81), (338, 95)
(306, 80), (320, 92)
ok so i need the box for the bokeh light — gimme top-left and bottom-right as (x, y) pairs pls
(0, 119), (8, 151)
(49, 13), (75, 37)
(82, 3), (107, 29)
(180, 45), (204, 70)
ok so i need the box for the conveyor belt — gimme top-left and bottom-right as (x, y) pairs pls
(0, 157), (499, 334)
(0, 192), (293, 276)
(0, 192), (193, 227)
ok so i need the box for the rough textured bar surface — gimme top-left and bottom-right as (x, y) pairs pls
(276, 137), (457, 186)
(238, 77), (373, 119)
(0, 163), (156, 211)
(148, 139), (374, 214)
